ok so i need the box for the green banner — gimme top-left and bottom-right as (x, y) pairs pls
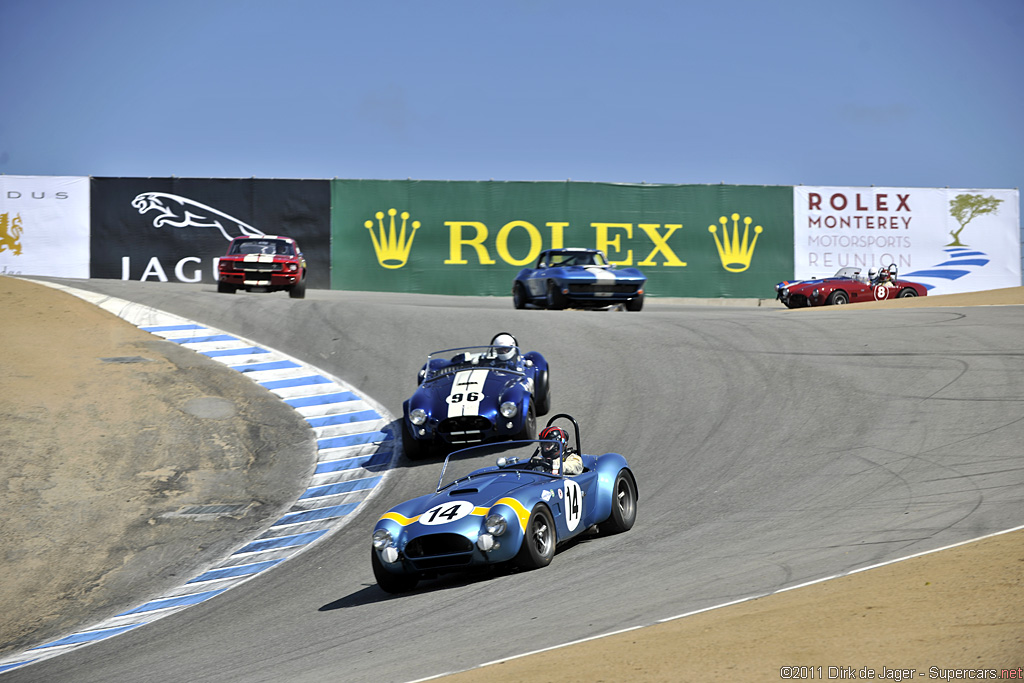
(331, 180), (794, 298)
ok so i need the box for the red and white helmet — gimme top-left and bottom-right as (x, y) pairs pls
(539, 425), (568, 460)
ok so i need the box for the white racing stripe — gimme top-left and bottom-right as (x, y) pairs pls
(446, 369), (488, 418)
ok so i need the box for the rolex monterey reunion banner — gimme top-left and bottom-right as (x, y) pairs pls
(1, 176), (90, 278)
(794, 186), (1021, 295)
(331, 180), (794, 298)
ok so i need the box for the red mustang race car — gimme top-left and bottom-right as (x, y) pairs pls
(217, 235), (307, 298)
(776, 264), (928, 308)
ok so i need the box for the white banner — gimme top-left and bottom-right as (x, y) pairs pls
(793, 186), (1021, 295)
(1, 176), (90, 278)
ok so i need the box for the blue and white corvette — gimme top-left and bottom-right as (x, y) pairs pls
(401, 334), (551, 460)
(512, 248), (647, 311)
(372, 415), (638, 593)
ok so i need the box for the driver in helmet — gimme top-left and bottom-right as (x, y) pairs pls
(488, 332), (519, 366)
(535, 425), (583, 475)
(878, 268), (895, 287)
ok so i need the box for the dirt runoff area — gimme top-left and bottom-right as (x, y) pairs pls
(1, 276), (1022, 680)
(0, 275), (316, 656)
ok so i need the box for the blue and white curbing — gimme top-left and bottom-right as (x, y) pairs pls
(0, 281), (398, 676)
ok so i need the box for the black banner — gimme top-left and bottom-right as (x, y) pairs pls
(90, 177), (331, 289)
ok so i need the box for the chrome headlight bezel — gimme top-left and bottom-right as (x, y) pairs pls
(485, 513), (508, 536)
(499, 401), (518, 419)
(372, 528), (393, 550)
(409, 408), (427, 426)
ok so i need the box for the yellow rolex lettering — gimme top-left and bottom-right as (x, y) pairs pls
(545, 222), (567, 249)
(593, 223), (633, 265)
(638, 223), (686, 266)
(495, 220), (542, 266)
(444, 221), (496, 265)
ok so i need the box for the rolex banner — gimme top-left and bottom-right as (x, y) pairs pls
(90, 177), (331, 288)
(0, 176), (90, 278)
(331, 180), (794, 298)
(794, 186), (1021, 295)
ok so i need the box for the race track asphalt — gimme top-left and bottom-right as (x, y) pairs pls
(2, 276), (1022, 682)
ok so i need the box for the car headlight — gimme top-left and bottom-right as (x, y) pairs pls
(410, 408), (427, 426)
(372, 528), (393, 550)
(781, 287), (789, 297)
(812, 288), (819, 297)
(485, 513), (507, 536)
(499, 401), (518, 418)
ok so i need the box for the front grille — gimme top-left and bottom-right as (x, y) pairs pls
(238, 262), (284, 273)
(405, 533), (475, 570)
(438, 416), (491, 442)
(567, 283), (637, 294)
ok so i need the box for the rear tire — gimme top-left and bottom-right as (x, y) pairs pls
(826, 291), (848, 305)
(514, 505), (556, 569)
(600, 470), (637, 535)
(372, 548), (418, 593)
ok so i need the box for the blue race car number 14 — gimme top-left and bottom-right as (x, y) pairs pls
(419, 500), (475, 526)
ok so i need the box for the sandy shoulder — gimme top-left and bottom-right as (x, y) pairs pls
(0, 276), (317, 655)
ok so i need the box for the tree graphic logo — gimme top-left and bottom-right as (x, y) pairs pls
(947, 194), (1002, 247)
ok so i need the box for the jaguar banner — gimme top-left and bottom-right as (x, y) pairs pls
(90, 177), (331, 288)
(331, 180), (794, 298)
(0, 176), (90, 278)
(794, 186), (1021, 295)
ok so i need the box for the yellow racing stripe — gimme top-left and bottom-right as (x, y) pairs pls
(492, 497), (531, 531)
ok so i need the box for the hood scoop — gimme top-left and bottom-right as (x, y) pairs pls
(449, 488), (479, 495)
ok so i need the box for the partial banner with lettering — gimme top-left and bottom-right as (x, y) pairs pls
(331, 180), (793, 298)
(794, 186), (1021, 294)
(0, 176), (90, 278)
(90, 177), (331, 288)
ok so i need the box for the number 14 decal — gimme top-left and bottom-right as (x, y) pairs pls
(563, 480), (583, 532)
(419, 500), (475, 526)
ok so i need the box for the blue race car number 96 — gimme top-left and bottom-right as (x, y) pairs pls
(419, 500), (475, 526)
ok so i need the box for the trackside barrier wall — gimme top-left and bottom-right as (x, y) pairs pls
(3, 176), (1019, 297)
(331, 180), (795, 298)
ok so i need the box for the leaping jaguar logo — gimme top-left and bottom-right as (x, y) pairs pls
(132, 192), (264, 240)
(0, 212), (24, 255)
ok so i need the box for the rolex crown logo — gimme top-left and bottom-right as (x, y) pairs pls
(709, 213), (763, 273)
(365, 208), (420, 269)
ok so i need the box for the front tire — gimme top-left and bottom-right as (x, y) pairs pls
(546, 281), (567, 310)
(513, 405), (536, 440)
(534, 369), (551, 416)
(402, 420), (429, 461)
(826, 291), (849, 305)
(625, 293), (644, 312)
(898, 288), (917, 298)
(513, 282), (527, 309)
(289, 275), (307, 299)
(372, 548), (418, 593)
(515, 505), (556, 569)
(217, 281), (236, 294)
(600, 470), (637, 535)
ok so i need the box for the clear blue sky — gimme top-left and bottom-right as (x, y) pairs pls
(2, 0), (1022, 210)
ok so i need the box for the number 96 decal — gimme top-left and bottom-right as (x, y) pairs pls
(419, 500), (476, 526)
